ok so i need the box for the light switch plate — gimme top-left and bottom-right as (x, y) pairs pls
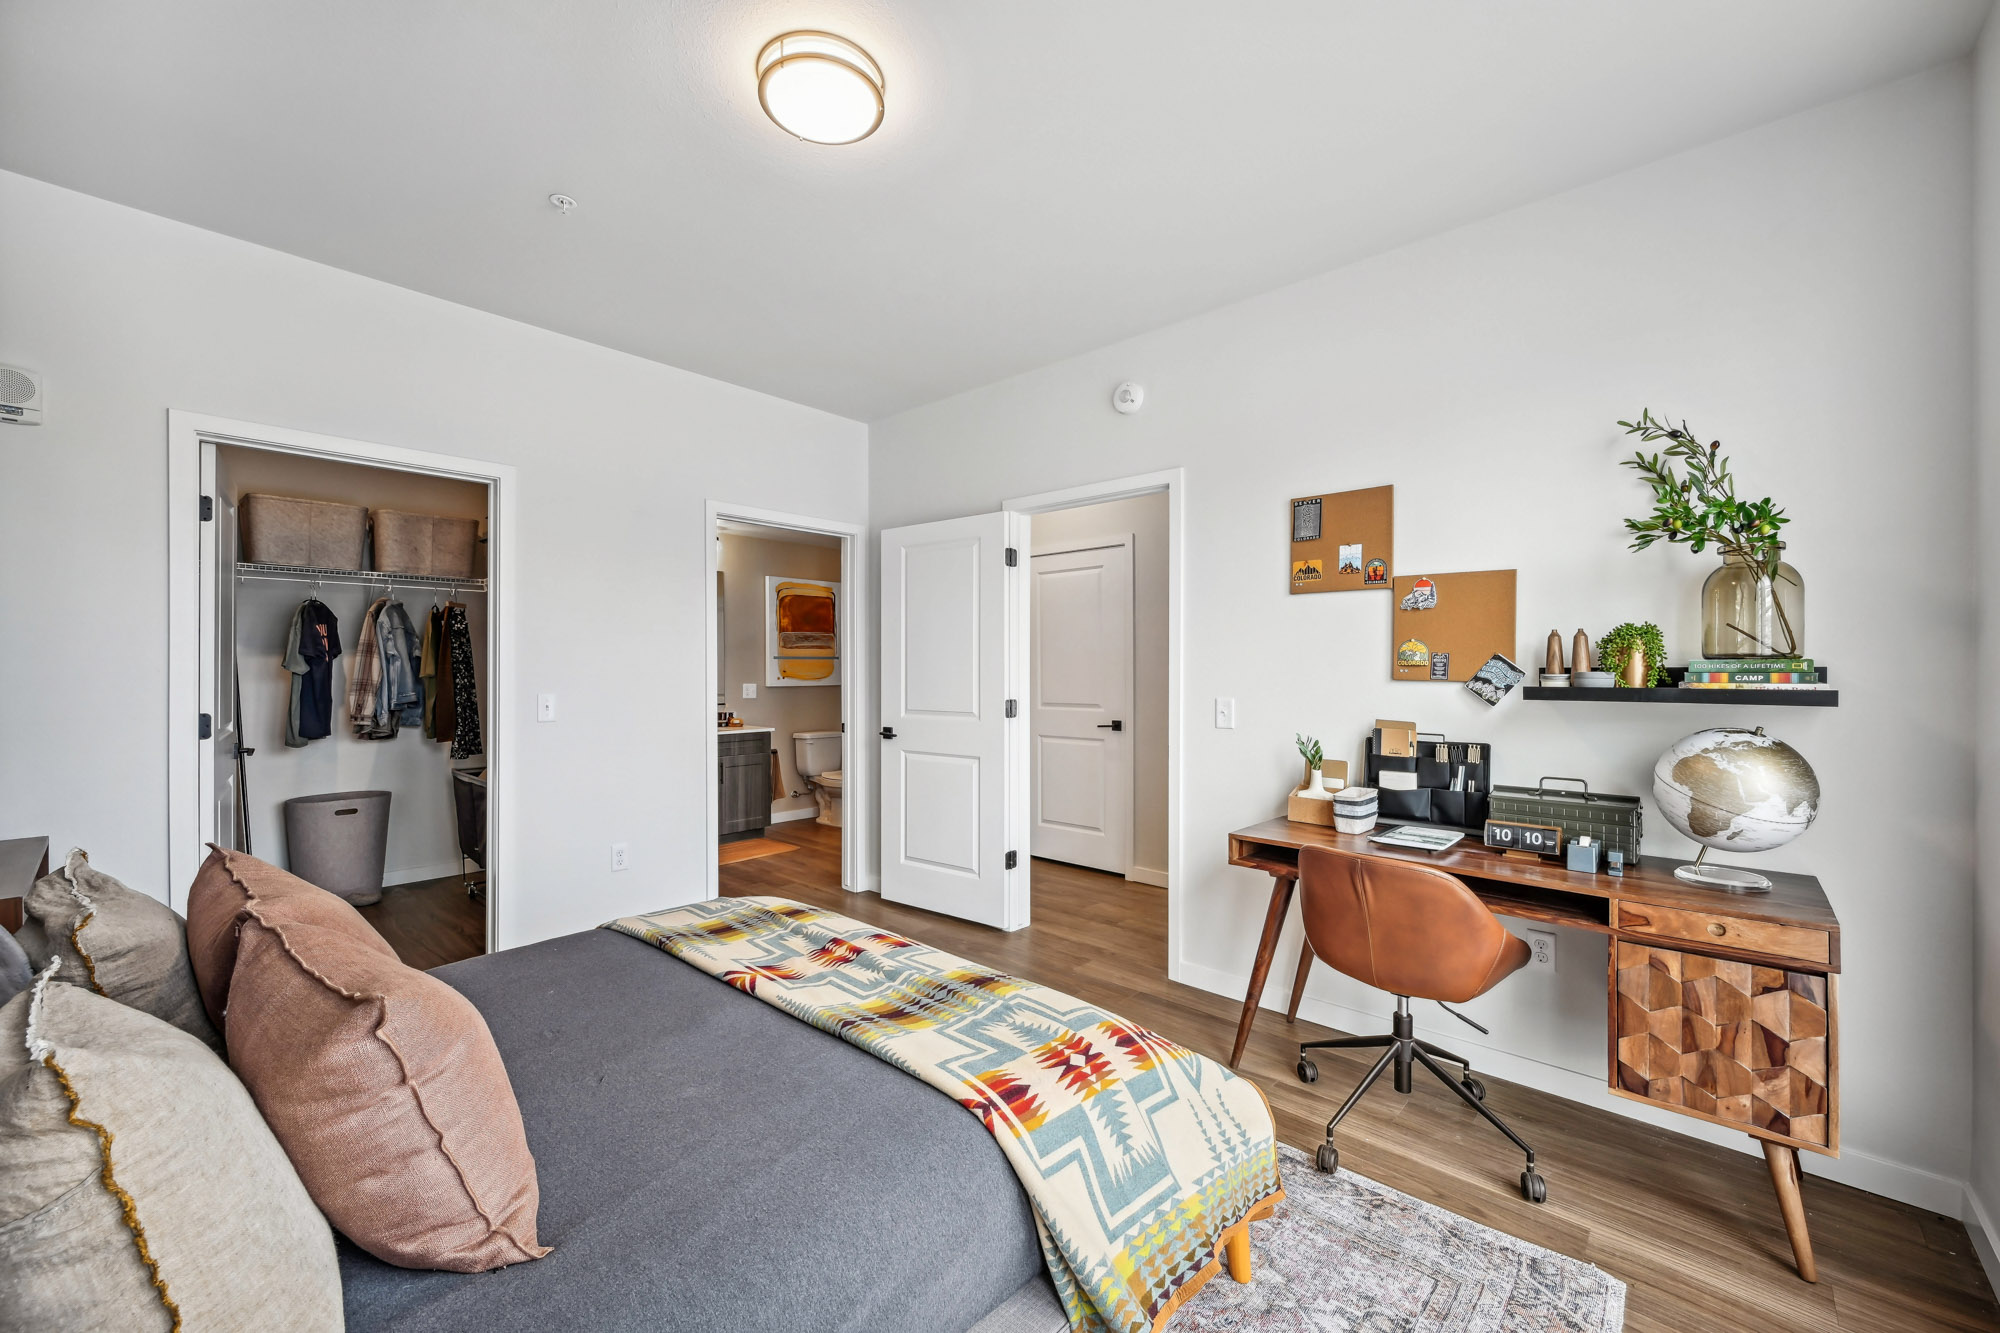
(536, 693), (556, 722)
(1214, 697), (1236, 729)
(742, 683), (758, 699)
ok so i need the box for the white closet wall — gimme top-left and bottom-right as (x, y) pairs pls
(221, 447), (489, 885)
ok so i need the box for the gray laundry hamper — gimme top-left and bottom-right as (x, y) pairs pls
(285, 790), (392, 905)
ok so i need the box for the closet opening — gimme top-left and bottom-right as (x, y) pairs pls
(169, 413), (510, 967)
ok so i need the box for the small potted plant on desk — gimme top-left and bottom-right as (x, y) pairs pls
(1599, 621), (1668, 689)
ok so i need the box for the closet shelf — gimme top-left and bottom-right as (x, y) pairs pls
(235, 561), (487, 593)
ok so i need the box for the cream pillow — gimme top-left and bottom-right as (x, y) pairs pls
(0, 968), (342, 1331)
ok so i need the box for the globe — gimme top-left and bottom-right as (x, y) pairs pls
(1650, 726), (1819, 890)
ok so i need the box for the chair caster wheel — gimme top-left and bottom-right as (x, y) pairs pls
(1315, 1142), (1340, 1174)
(1462, 1075), (1486, 1101)
(1520, 1170), (1547, 1204)
(1297, 1058), (1319, 1084)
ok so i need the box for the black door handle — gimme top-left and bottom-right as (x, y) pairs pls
(1097, 720), (1124, 731)
(880, 727), (897, 740)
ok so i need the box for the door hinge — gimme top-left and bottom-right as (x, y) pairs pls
(1005, 850), (1018, 870)
(199, 495), (214, 522)
(1005, 547), (1018, 567)
(1005, 698), (1017, 718)
(198, 712), (213, 740)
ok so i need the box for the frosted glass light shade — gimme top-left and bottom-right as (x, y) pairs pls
(756, 32), (884, 145)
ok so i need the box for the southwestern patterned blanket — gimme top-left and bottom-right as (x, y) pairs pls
(605, 898), (1282, 1333)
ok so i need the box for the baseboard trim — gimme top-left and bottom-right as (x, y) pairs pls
(1125, 866), (1169, 889)
(1176, 957), (1968, 1216)
(1967, 1186), (2000, 1295)
(383, 861), (464, 888)
(770, 807), (820, 824)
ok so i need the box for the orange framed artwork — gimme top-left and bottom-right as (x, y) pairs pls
(766, 576), (841, 687)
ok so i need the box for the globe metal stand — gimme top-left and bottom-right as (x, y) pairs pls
(1673, 847), (1772, 892)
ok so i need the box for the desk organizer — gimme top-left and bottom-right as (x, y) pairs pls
(1364, 729), (1491, 831)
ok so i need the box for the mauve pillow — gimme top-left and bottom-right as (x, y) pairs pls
(183, 844), (393, 1032)
(226, 896), (548, 1272)
(25, 850), (221, 1053)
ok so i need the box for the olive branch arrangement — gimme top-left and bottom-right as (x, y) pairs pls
(1617, 409), (1798, 656)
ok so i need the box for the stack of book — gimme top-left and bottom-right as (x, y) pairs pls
(1679, 658), (1830, 690)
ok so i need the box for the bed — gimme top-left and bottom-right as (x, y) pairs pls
(339, 928), (1064, 1333)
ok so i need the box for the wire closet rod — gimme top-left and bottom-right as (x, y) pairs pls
(235, 561), (487, 593)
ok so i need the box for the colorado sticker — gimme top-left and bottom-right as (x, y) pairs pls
(1291, 559), (1323, 585)
(1396, 638), (1431, 667)
(1337, 543), (1362, 574)
(1364, 558), (1387, 585)
(1399, 577), (1437, 611)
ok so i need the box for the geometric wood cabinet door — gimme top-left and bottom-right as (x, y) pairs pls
(1611, 942), (1837, 1153)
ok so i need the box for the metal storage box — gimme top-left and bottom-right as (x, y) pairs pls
(241, 494), (368, 570)
(373, 509), (479, 578)
(284, 790), (392, 905)
(1487, 778), (1643, 864)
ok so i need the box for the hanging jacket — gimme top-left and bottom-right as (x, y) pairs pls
(378, 601), (425, 731)
(349, 598), (390, 737)
(419, 604), (443, 739)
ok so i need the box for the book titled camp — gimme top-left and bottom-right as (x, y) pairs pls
(1684, 670), (1818, 685)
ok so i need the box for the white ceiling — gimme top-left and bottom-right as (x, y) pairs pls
(2, 2), (1988, 420)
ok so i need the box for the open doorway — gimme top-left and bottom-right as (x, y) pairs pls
(704, 502), (866, 903)
(168, 411), (515, 966)
(1028, 494), (1170, 890)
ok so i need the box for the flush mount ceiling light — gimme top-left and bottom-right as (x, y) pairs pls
(756, 31), (884, 145)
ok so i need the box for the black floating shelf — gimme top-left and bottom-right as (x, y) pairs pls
(1523, 666), (1836, 708)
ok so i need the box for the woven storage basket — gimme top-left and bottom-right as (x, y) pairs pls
(241, 494), (367, 570)
(372, 510), (479, 578)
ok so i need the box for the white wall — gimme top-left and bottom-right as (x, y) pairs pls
(870, 66), (1978, 1210)
(1032, 494), (1170, 881)
(0, 168), (868, 948)
(1971, 13), (2000, 1285)
(718, 531), (843, 821)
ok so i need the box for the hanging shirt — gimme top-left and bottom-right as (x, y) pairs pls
(419, 604), (443, 740)
(284, 599), (342, 745)
(349, 598), (390, 737)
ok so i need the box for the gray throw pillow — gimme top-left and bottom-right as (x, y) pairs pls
(0, 971), (342, 1332)
(14, 914), (49, 964)
(24, 849), (221, 1053)
(0, 925), (29, 1007)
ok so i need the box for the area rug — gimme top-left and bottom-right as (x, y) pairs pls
(1173, 1144), (1625, 1331)
(717, 838), (799, 866)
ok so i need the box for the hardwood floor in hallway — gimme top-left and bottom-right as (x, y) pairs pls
(723, 819), (2000, 1332)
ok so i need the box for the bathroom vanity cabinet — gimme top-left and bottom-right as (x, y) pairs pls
(719, 728), (773, 840)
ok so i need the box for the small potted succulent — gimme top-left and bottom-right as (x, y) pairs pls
(1599, 622), (1668, 688)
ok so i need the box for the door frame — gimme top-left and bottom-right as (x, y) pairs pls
(166, 410), (518, 952)
(1003, 469), (1186, 982)
(1028, 533), (1136, 880)
(703, 500), (868, 901)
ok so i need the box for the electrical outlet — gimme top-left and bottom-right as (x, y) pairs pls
(742, 683), (757, 699)
(537, 693), (556, 722)
(610, 842), (629, 872)
(1214, 697), (1236, 729)
(1525, 929), (1556, 972)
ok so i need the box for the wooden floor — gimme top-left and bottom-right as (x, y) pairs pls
(724, 819), (2000, 1333)
(357, 873), (485, 971)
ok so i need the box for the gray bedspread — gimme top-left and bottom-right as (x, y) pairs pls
(339, 927), (1047, 1333)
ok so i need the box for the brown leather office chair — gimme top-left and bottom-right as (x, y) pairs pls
(1293, 845), (1546, 1202)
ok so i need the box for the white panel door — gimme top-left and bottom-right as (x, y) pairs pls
(879, 511), (1030, 930)
(1029, 540), (1133, 874)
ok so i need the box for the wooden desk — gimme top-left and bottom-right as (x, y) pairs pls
(1227, 817), (1840, 1281)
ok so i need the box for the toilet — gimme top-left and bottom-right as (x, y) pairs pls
(792, 730), (844, 828)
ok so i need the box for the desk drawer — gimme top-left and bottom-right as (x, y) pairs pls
(1615, 902), (1829, 966)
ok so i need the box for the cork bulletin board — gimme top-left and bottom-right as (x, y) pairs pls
(1390, 569), (1516, 682)
(1289, 485), (1393, 595)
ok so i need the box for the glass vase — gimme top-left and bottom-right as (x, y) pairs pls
(1701, 550), (1803, 659)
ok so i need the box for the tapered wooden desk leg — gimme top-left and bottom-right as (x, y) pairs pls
(1285, 937), (1315, 1023)
(1229, 874), (1296, 1067)
(1761, 1139), (1818, 1282)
